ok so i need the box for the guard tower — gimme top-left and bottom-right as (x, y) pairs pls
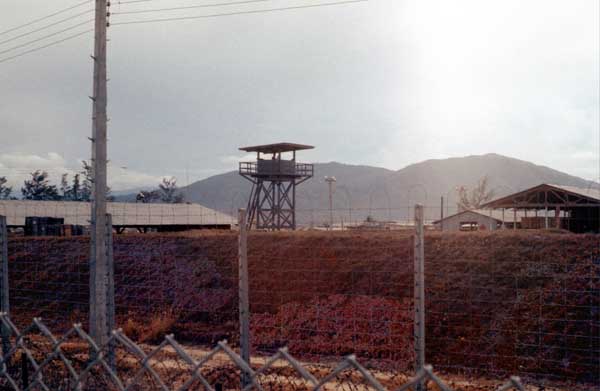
(239, 143), (314, 230)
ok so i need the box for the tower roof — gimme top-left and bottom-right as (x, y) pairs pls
(239, 142), (314, 154)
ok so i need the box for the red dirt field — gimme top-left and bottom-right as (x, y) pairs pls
(6, 230), (600, 389)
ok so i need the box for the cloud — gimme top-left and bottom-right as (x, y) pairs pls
(0, 0), (597, 184)
(106, 164), (164, 191)
(0, 152), (74, 189)
(0, 152), (66, 170)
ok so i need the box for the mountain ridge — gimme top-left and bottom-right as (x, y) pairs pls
(117, 153), (598, 222)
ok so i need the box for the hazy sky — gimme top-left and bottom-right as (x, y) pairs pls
(0, 0), (598, 190)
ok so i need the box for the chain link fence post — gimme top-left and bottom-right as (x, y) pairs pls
(238, 209), (250, 387)
(89, 212), (114, 363)
(0, 216), (9, 358)
(414, 204), (426, 391)
(106, 213), (115, 370)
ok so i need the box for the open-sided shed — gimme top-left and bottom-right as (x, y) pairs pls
(481, 184), (600, 233)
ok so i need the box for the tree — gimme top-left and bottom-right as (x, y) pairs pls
(80, 160), (93, 201)
(60, 173), (71, 200)
(457, 176), (495, 211)
(79, 160), (112, 201)
(21, 171), (60, 200)
(71, 173), (82, 201)
(136, 190), (160, 203)
(0, 177), (12, 200)
(158, 177), (184, 203)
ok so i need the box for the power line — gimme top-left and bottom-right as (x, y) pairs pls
(0, 29), (92, 64)
(0, 20), (93, 56)
(111, 0), (367, 25)
(0, 9), (94, 46)
(112, 0), (284, 15)
(0, 0), (93, 37)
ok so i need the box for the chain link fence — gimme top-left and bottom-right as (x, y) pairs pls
(0, 315), (528, 391)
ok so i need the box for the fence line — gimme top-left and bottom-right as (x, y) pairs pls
(0, 209), (598, 389)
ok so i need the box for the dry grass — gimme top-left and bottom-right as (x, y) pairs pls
(121, 311), (176, 344)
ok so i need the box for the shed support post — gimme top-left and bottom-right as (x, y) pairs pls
(238, 209), (250, 388)
(501, 208), (505, 229)
(413, 205), (426, 391)
(545, 207), (549, 229)
(513, 209), (517, 230)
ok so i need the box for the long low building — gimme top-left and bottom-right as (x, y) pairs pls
(0, 200), (235, 232)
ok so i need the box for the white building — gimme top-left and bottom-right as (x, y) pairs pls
(0, 200), (235, 232)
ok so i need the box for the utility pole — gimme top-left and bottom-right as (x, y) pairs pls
(325, 176), (336, 230)
(90, 0), (110, 347)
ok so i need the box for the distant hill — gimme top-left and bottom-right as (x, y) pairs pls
(120, 154), (599, 223)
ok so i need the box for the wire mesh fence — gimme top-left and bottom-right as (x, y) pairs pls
(113, 233), (239, 346)
(424, 232), (600, 384)
(294, 207), (450, 229)
(248, 230), (415, 372)
(1, 205), (599, 390)
(6, 232), (240, 344)
(0, 314), (530, 391)
(7, 235), (89, 331)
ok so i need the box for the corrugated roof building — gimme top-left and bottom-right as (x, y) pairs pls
(0, 200), (235, 231)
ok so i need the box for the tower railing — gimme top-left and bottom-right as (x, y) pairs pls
(239, 162), (257, 176)
(239, 162), (313, 178)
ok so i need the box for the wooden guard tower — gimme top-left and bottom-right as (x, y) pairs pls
(239, 143), (314, 230)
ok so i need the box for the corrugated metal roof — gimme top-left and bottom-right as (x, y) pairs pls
(482, 183), (600, 208)
(547, 184), (600, 201)
(0, 201), (235, 227)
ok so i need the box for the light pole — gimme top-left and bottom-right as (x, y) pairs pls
(383, 185), (392, 222)
(368, 189), (375, 220)
(325, 176), (336, 230)
(338, 185), (352, 227)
